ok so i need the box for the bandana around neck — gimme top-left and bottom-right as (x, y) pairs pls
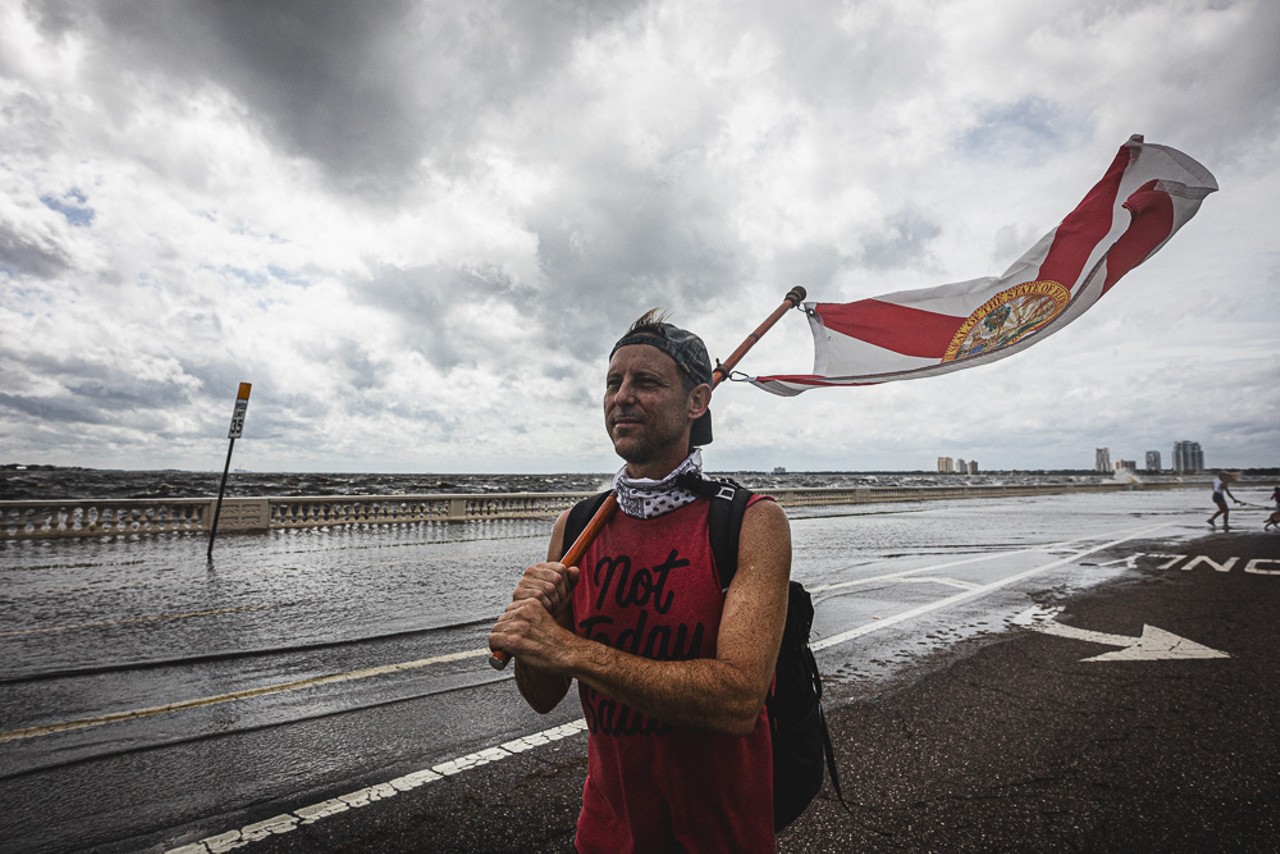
(613, 449), (704, 519)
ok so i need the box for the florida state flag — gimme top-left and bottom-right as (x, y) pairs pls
(749, 136), (1217, 395)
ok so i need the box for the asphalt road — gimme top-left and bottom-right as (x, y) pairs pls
(201, 529), (1279, 853)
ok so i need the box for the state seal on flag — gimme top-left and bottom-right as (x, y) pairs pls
(943, 280), (1070, 362)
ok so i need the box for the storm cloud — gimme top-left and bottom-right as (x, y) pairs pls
(2, 0), (1277, 473)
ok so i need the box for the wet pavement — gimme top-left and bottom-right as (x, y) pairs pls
(3, 489), (1277, 852)
(188, 529), (1277, 853)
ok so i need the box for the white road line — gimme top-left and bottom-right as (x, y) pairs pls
(0, 648), (494, 744)
(807, 521), (1165, 593)
(811, 574), (982, 593)
(808, 517), (1172, 599)
(928, 578), (983, 590)
(810, 522), (1173, 652)
(166, 719), (590, 853)
(811, 573), (983, 593)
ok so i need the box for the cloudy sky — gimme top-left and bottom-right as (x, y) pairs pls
(2, 0), (1277, 475)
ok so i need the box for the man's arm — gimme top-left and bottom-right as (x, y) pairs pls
(491, 499), (791, 736)
(506, 511), (576, 714)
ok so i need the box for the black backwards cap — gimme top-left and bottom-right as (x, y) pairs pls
(611, 322), (714, 446)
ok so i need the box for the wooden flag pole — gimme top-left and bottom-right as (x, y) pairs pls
(489, 286), (806, 669)
(712, 286), (807, 385)
(207, 382), (252, 561)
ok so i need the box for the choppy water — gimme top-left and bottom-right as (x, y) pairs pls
(0, 466), (1130, 501)
(0, 468), (610, 501)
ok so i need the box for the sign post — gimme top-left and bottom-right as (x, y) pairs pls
(208, 382), (251, 560)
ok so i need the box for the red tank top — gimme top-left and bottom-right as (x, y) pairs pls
(571, 498), (774, 853)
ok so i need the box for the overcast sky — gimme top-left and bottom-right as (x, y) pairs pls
(2, 0), (1277, 475)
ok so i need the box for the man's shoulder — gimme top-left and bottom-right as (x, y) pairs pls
(743, 494), (787, 523)
(740, 498), (790, 553)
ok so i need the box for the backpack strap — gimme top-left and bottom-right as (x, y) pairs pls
(818, 703), (849, 811)
(671, 473), (753, 591)
(696, 475), (852, 818)
(708, 481), (752, 592)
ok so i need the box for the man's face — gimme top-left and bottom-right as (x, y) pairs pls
(604, 343), (707, 475)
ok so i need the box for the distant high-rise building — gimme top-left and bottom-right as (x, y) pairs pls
(1095, 448), (1111, 473)
(967, 460), (979, 474)
(1145, 451), (1162, 472)
(1173, 441), (1203, 474)
(937, 456), (954, 473)
(956, 458), (966, 474)
(1115, 459), (1137, 473)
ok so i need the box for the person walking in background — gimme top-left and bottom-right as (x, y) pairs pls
(1265, 485), (1280, 531)
(1207, 471), (1243, 530)
(488, 310), (791, 852)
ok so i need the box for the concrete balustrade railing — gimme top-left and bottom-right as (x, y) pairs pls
(0, 481), (1175, 541)
(270, 496), (451, 529)
(0, 492), (590, 540)
(0, 498), (212, 540)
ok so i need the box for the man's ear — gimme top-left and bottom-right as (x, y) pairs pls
(687, 383), (711, 419)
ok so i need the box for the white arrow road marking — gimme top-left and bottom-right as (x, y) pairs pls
(1012, 605), (1230, 661)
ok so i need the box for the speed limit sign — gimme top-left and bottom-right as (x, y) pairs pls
(228, 382), (252, 438)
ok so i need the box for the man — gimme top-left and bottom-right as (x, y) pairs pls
(488, 310), (792, 852)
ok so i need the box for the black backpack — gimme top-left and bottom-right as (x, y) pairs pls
(563, 480), (845, 832)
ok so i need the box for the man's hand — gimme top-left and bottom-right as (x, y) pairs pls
(496, 511), (577, 713)
(489, 585), (578, 673)
(510, 561), (580, 617)
(489, 560), (580, 672)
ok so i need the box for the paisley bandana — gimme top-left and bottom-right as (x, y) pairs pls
(614, 450), (704, 519)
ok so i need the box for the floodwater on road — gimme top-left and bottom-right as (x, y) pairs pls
(0, 484), (1269, 852)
